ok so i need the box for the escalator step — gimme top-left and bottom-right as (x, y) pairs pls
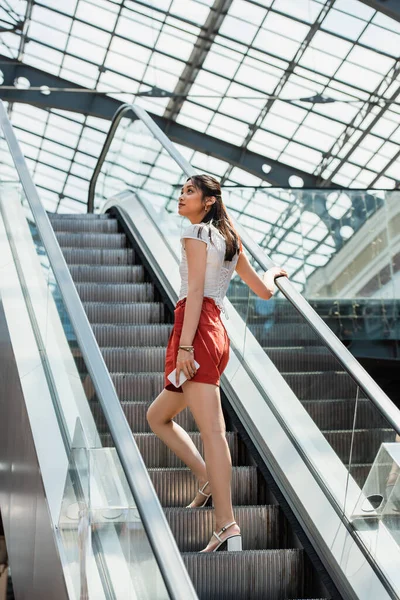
(302, 399), (388, 430)
(62, 248), (134, 265)
(148, 467), (260, 507)
(76, 283), (154, 302)
(51, 218), (119, 232)
(48, 212), (111, 219)
(69, 265), (145, 283)
(55, 232), (127, 248)
(92, 399), (196, 433)
(83, 302), (165, 323)
(283, 372), (357, 400)
(248, 323), (322, 346)
(182, 549), (306, 600)
(266, 347), (338, 372)
(164, 506), (283, 552)
(99, 347), (166, 372)
(322, 428), (394, 463)
(92, 323), (172, 346)
(100, 431), (251, 467)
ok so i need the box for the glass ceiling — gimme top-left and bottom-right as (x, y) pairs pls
(0, 0), (399, 289)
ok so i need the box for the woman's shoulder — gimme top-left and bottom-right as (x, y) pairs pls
(180, 222), (210, 245)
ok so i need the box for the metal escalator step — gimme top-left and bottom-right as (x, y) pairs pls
(76, 283), (155, 303)
(100, 347), (166, 372)
(322, 428), (394, 463)
(62, 248), (134, 265)
(283, 372), (358, 400)
(148, 467), (259, 507)
(48, 212), (111, 220)
(349, 464), (371, 488)
(55, 232), (127, 248)
(248, 323), (321, 346)
(266, 347), (338, 372)
(69, 265), (145, 283)
(51, 218), (119, 232)
(107, 373), (166, 400)
(302, 399), (389, 430)
(182, 549), (306, 600)
(83, 302), (165, 324)
(92, 400), (198, 433)
(92, 324), (172, 346)
(101, 431), (250, 467)
(165, 506), (282, 552)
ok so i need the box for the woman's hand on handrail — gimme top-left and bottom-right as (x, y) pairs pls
(262, 266), (288, 297)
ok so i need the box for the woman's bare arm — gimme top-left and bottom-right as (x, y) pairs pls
(235, 251), (287, 299)
(179, 237), (207, 346)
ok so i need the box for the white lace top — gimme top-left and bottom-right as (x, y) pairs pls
(178, 222), (242, 319)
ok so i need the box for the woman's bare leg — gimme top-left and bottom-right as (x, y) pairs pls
(146, 389), (208, 492)
(182, 380), (240, 551)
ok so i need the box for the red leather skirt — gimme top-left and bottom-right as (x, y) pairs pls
(164, 296), (230, 393)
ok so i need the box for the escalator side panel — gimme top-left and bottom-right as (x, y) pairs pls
(0, 298), (69, 600)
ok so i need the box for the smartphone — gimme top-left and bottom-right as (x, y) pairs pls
(167, 360), (200, 388)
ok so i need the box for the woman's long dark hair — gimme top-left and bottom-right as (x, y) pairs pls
(187, 174), (242, 262)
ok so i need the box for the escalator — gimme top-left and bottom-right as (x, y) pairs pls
(1, 98), (400, 600)
(48, 210), (328, 600)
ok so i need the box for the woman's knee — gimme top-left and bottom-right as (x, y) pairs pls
(200, 426), (226, 444)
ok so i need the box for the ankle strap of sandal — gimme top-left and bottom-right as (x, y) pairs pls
(213, 521), (236, 542)
(198, 481), (210, 497)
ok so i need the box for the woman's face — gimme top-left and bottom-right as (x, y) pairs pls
(178, 179), (205, 222)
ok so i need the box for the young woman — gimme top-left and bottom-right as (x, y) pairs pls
(147, 174), (287, 553)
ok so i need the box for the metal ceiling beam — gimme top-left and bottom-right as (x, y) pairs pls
(358, 0), (400, 23)
(164, 0), (233, 122)
(0, 55), (331, 187)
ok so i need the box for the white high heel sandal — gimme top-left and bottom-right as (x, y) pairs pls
(186, 480), (212, 508)
(201, 520), (242, 552)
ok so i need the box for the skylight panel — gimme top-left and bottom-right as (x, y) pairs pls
(299, 47), (342, 77)
(272, 0), (323, 23)
(262, 113), (298, 138)
(207, 124), (246, 147)
(116, 13), (159, 46)
(385, 159), (400, 180)
(195, 69), (230, 94)
(236, 61), (280, 94)
(350, 146), (374, 167)
(333, 0), (375, 20)
(156, 30), (194, 61)
(311, 30), (352, 58)
(282, 142), (323, 165)
(218, 96), (260, 124)
(219, 15), (258, 45)
(252, 129), (288, 152)
(293, 126), (334, 153)
(371, 117), (398, 139)
(40, 0), (78, 16)
(229, 0), (266, 25)
(76, 0), (118, 31)
(105, 52), (147, 81)
(302, 112), (346, 138)
(202, 49), (240, 78)
(254, 29), (300, 62)
(359, 24), (400, 56)
(372, 11), (400, 34)
(170, 0), (210, 23)
(322, 8), (367, 40)
(210, 113), (249, 137)
(347, 45), (394, 74)
(32, 5), (72, 33)
(335, 61), (382, 92)
(66, 36), (107, 64)
(25, 41), (64, 69)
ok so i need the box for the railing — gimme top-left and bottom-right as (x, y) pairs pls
(89, 102), (400, 439)
(0, 99), (198, 600)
